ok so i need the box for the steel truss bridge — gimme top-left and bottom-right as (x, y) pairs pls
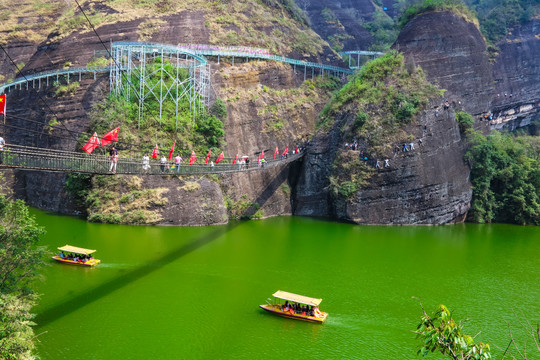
(0, 144), (303, 175)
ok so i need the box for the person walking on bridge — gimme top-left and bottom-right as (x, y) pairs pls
(174, 154), (182, 174)
(109, 146), (119, 174)
(0, 136), (5, 164)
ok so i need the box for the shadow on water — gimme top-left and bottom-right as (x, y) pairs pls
(35, 223), (238, 327)
(36, 166), (289, 327)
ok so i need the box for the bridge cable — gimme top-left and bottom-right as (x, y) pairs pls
(0, 44), (83, 144)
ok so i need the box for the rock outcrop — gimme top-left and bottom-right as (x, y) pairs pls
(490, 18), (540, 131)
(294, 11), (485, 224)
(395, 11), (494, 116)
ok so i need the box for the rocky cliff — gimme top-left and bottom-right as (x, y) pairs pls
(490, 18), (540, 131)
(0, 1), (338, 225)
(294, 11), (488, 224)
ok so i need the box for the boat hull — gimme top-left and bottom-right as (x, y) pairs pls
(259, 304), (327, 323)
(52, 256), (101, 266)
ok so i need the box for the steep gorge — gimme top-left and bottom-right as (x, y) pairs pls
(1, 4), (539, 226)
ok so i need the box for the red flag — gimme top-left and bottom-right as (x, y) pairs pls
(0, 94), (6, 115)
(189, 151), (196, 165)
(82, 132), (101, 154)
(215, 152), (224, 164)
(232, 154), (238, 166)
(282, 145), (289, 156)
(101, 127), (119, 146)
(168, 141), (175, 161)
(258, 150), (264, 164)
(273, 146), (278, 160)
(151, 144), (159, 159)
(205, 149), (211, 164)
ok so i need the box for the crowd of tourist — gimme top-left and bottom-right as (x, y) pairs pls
(281, 301), (318, 317)
(59, 251), (94, 263)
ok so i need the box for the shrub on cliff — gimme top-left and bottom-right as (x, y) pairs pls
(399, 0), (479, 29)
(465, 131), (540, 225)
(320, 51), (442, 154)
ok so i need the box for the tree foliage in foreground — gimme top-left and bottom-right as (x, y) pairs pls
(414, 302), (492, 359)
(465, 131), (540, 225)
(0, 195), (46, 360)
(0, 196), (46, 293)
(0, 293), (38, 360)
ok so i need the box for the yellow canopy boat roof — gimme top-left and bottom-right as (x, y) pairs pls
(272, 290), (322, 306)
(57, 245), (96, 255)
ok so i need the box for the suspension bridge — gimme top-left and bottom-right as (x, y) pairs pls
(0, 144), (303, 175)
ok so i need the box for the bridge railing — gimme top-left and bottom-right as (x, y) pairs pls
(0, 144), (303, 175)
(0, 66), (111, 94)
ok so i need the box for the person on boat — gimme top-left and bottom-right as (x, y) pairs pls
(59, 251), (66, 259)
(282, 301), (290, 311)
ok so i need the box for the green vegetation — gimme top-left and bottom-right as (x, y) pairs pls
(363, 10), (399, 52)
(465, 131), (540, 225)
(86, 175), (168, 225)
(224, 194), (263, 220)
(470, 0), (540, 44)
(65, 173), (93, 210)
(320, 51), (442, 154)
(397, 0), (540, 46)
(399, 0), (479, 29)
(321, 51), (441, 201)
(0, 196), (46, 360)
(329, 151), (373, 200)
(455, 111), (475, 133)
(54, 81), (80, 97)
(87, 57), (109, 68)
(414, 301), (492, 359)
(88, 57), (225, 157)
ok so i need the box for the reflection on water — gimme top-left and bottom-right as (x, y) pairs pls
(31, 211), (540, 359)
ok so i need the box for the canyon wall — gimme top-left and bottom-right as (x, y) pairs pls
(294, 11), (491, 224)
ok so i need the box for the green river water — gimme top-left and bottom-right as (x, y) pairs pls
(31, 210), (539, 359)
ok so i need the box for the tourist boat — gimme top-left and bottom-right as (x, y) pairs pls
(51, 245), (101, 266)
(259, 290), (328, 323)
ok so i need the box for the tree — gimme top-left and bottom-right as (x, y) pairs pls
(0, 196), (46, 294)
(0, 195), (45, 360)
(465, 131), (540, 225)
(413, 299), (492, 359)
(0, 293), (38, 360)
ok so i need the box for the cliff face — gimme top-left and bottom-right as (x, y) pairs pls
(490, 18), (540, 131)
(0, 3), (334, 225)
(294, 11), (485, 224)
(295, 0), (376, 51)
(395, 12), (494, 116)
